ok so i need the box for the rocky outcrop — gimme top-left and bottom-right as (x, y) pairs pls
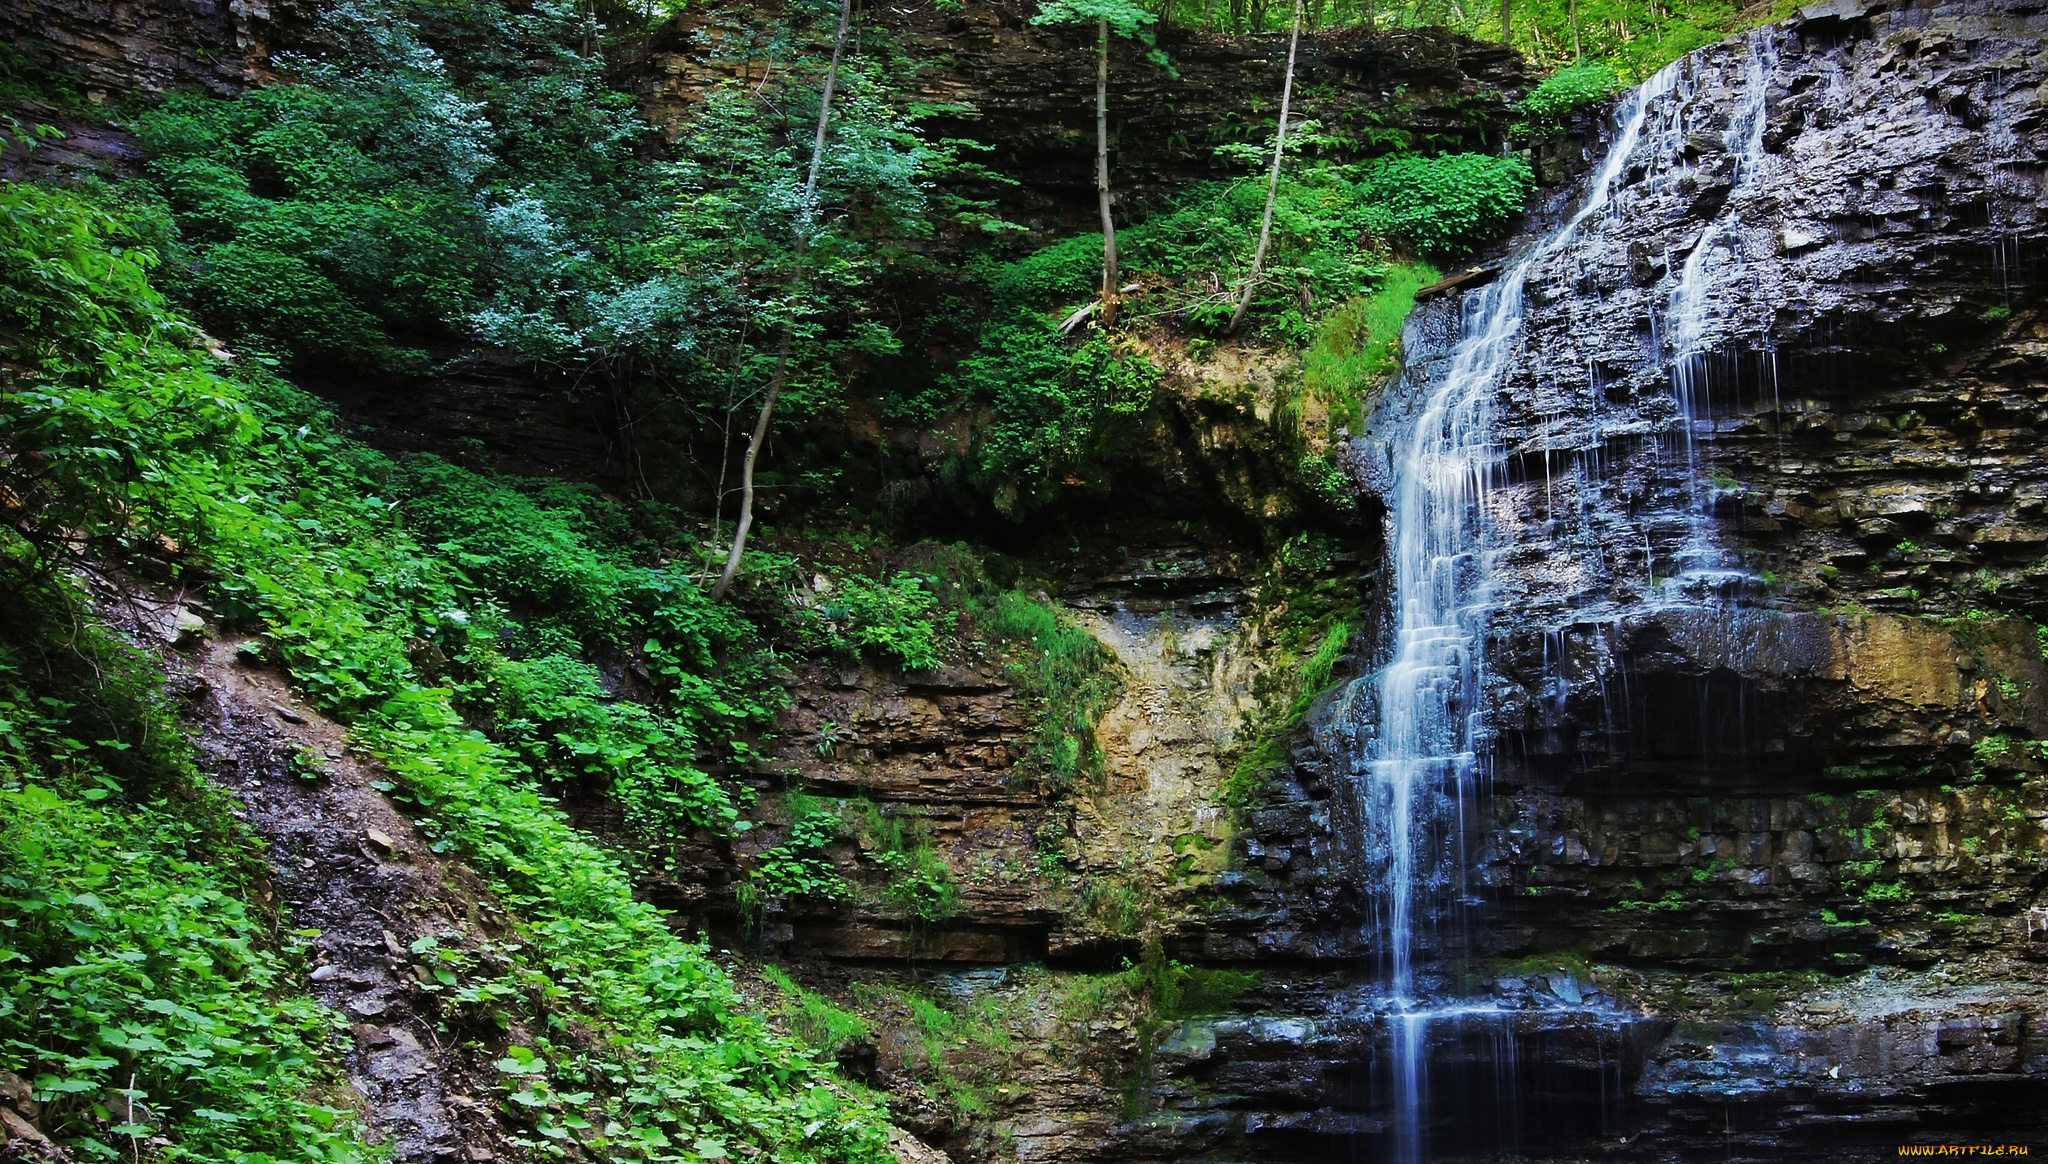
(1233, 0), (2048, 1153)
(0, 0), (311, 99)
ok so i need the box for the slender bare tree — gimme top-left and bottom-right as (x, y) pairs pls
(1092, 13), (1118, 324)
(1032, 0), (1161, 329)
(1226, 0), (1303, 335)
(711, 0), (854, 602)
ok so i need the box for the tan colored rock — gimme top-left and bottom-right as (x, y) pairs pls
(887, 1126), (949, 1164)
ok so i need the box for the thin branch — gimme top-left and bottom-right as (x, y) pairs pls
(710, 0), (855, 602)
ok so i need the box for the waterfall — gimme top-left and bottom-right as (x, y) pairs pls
(1345, 28), (1805, 1158)
(1660, 28), (1781, 597)
(1353, 59), (1684, 1164)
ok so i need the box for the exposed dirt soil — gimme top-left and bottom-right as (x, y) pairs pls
(84, 576), (515, 1164)
(173, 632), (512, 1162)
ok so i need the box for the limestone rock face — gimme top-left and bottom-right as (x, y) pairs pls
(1251, 0), (2048, 1153)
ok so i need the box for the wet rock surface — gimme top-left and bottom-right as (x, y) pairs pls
(1266, 0), (2048, 1154)
(0, 0), (313, 99)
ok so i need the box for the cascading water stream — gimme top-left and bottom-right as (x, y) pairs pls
(1358, 30), (1801, 1161)
(1361, 60), (1682, 1164)
(1660, 28), (1781, 597)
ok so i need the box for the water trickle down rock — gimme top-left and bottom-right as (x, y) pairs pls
(1334, 0), (2048, 1155)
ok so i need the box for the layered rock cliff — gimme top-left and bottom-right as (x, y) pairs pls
(1195, 2), (2048, 1158)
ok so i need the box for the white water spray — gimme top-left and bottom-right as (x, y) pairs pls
(1660, 29), (1781, 595)
(1362, 59), (1682, 1164)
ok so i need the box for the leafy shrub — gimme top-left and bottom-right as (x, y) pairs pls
(1080, 875), (1150, 935)
(818, 572), (949, 671)
(0, 609), (366, 1159)
(136, 86), (484, 364)
(397, 456), (783, 837)
(0, 183), (254, 588)
(960, 325), (1161, 513)
(1353, 153), (1534, 257)
(397, 456), (626, 633)
(457, 636), (738, 834)
(0, 780), (366, 1159)
(744, 791), (849, 919)
(1513, 62), (1625, 138)
(1120, 168), (1392, 316)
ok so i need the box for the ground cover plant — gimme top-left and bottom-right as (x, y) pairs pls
(954, 153), (1527, 513)
(0, 176), (901, 1163)
(0, 607), (371, 1162)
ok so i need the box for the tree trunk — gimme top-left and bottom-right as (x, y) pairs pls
(1226, 0), (1302, 335)
(710, 0), (853, 602)
(1500, 0), (1511, 43)
(1095, 14), (1119, 327)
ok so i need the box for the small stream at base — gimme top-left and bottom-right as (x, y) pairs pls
(1343, 28), (1785, 1161)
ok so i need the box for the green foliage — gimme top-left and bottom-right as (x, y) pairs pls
(1301, 261), (1437, 430)
(1142, 0), (1753, 77)
(0, 620), (367, 1161)
(1512, 61), (1624, 138)
(0, 42), (86, 110)
(1353, 154), (1534, 257)
(858, 802), (958, 925)
(2, 181), (895, 1163)
(1973, 734), (2017, 771)
(136, 85), (479, 364)
(0, 780), (365, 1159)
(1861, 879), (1911, 905)
(1121, 168), (1395, 320)
(849, 981), (1015, 1115)
(760, 967), (869, 1059)
(392, 456), (785, 837)
(1080, 875), (1151, 935)
(1146, 960), (1260, 1022)
(128, 0), (975, 535)
(977, 591), (1121, 788)
(1222, 618), (1353, 809)
(128, 0), (657, 368)
(456, 631), (740, 835)
(817, 573), (950, 671)
(1610, 889), (1691, 912)
(1031, 0), (1158, 39)
(1029, 0), (1171, 71)
(955, 153), (1527, 508)
(746, 792), (850, 918)
(960, 326), (1160, 514)
(0, 183), (255, 590)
